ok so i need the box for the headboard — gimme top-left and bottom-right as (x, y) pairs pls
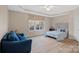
(55, 23), (68, 33)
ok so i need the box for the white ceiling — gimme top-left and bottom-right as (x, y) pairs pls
(8, 5), (79, 17)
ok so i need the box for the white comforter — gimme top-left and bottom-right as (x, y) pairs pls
(45, 31), (67, 41)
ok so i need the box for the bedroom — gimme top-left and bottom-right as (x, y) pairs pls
(0, 5), (79, 53)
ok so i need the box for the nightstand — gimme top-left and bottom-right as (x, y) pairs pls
(49, 28), (55, 31)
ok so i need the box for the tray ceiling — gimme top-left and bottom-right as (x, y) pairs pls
(8, 5), (79, 17)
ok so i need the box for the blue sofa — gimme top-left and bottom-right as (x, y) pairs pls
(1, 32), (32, 53)
(0, 42), (1, 53)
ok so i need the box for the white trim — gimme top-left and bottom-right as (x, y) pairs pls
(8, 6), (79, 17)
(8, 9), (70, 17)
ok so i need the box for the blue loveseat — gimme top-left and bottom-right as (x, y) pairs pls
(0, 42), (1, 53)
(1, 31), (32, 53)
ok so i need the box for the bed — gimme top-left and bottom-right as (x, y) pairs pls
(45, 27), (68, 41)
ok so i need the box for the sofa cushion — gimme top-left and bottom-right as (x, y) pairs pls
(7, 32), (20, 41)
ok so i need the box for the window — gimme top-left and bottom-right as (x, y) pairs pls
(29, 20), (44, 31)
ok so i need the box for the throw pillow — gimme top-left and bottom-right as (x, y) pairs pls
(17, 34), (26, 40)
(8, 31), (20, 41)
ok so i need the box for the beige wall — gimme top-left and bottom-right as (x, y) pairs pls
(0, 6), (8, 40)
(8, 11), (51, 37)
(8, 11), (29, 36)
(52, 15), (69, 27)
(72, 7), (79, 41)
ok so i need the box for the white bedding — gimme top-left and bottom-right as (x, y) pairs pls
(45, 30), (67, 41)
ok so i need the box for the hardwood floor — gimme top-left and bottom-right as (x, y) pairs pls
(31, 35), (79, 53)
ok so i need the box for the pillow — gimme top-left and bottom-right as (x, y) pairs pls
(57, 28), (65, 32)
(17, 34), (26, 40)
(7, 32), (20, 41)
(60, 29), (65, 32)
(18, 33), (24, 36)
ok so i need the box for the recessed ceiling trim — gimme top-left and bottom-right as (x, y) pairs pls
(8, 5), (79, 17)
(18, 5), (51, 17)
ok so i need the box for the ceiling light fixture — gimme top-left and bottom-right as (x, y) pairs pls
(43, 5), (54, 11)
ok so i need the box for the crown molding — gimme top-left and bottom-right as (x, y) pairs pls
(8, 6), (79, 17)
